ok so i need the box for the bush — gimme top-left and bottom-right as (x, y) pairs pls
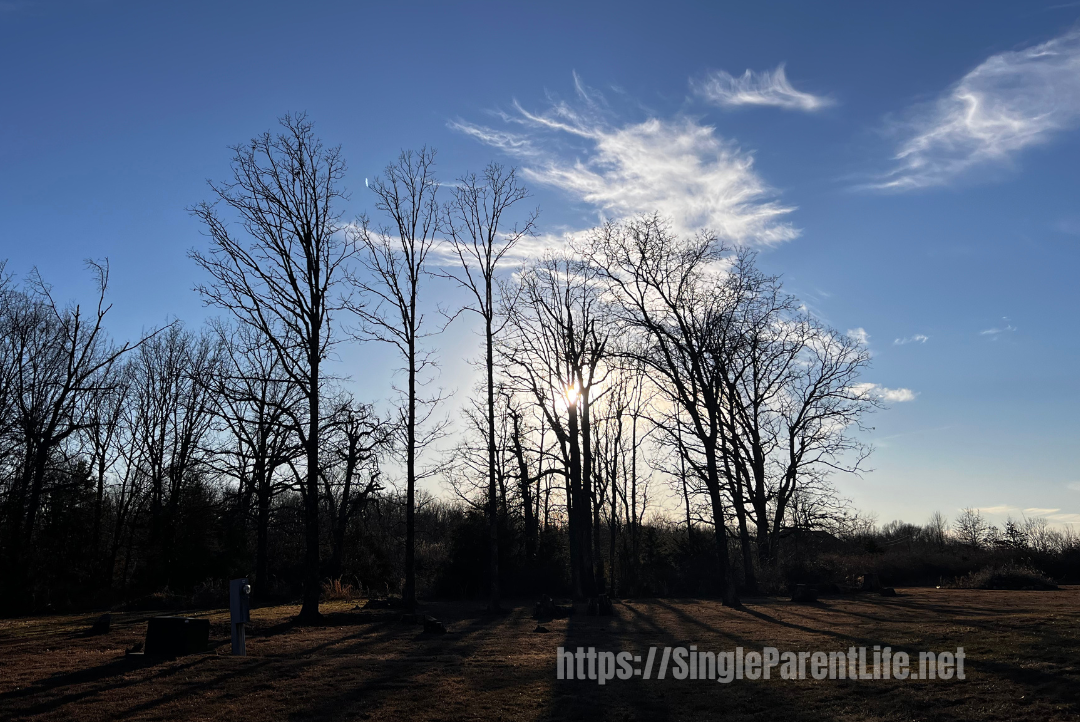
(191, 579), (229, 609)
(954, 564), (1058, 590)
(321, 578), (358, 601)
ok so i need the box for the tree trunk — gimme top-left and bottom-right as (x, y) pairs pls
(486, 311), (500, 611)
(404, 333), (417, 608)
(298, 353), (322, 624)
(256, 477), (271, 591)
(706, 452), (738, 607)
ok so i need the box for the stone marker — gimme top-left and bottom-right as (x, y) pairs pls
(533, 594), (573, 620)
(859, 573), (883, 592)
(88, 613), (111, 636)
(587, 594), (614, 616)
(144, 616), (210, 656)
(791, 583), (819, 603)
(422, 615), (447, 634)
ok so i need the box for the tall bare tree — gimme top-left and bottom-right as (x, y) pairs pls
(0, 261), (145, 610)
(208, 320), (303, 590)
(442, 163), (536, 611)
(126, 324), (219, 587)
(189, 113), (355, 623)
(350, 147), (443, 608)
(586, 216), (743, 605)
(322, 394), (391, 579)
(500, 253), (610, 599)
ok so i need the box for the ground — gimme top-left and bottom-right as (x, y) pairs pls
(1, 588), (1078, 721)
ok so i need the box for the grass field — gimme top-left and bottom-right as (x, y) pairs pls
(1, 588), (1078, 721)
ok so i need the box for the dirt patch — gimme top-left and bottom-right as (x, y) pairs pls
(1, 589), (1079, 721)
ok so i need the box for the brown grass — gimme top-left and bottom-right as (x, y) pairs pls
(1, 588), (1079, 721)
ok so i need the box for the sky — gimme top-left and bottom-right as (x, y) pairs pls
(2, 0), (1079, 530)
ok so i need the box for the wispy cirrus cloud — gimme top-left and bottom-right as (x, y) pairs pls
(975, 504), (1017, 515)
(874, 29), (1080, 190)
(894, 334), (929, 345)
(691, 64), (833, 112)
(852, 382), (918, 403)
(1047, 512), (1080, 525)
(980, 319), (1016, 338)
(449, 75), (799, 246)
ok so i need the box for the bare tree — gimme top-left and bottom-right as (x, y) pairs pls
(955, 507), (988, 549)
(924, 511), (949, 548)
(126, 325), (220, 587)
(442, 163), (536, 611)
(189, 113), (356, 623)
(322, 394), (392, 579)
(84, 358), (129, 578)
(500, 253), (609, 599)
(585, 216), (743, 605)
(0, 261), (147, 609)
(768, 318), (874, 558)
(208, 320), (303, 589)
(350, 147), (443, 608)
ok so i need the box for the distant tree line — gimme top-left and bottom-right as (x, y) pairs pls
(4, 114), (1071, 617)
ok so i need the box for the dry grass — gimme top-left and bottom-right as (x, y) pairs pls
(1, 588), (1079, 721)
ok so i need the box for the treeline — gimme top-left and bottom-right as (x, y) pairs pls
(6, 113), (1062, 618)
(790, 510), (1080, 589)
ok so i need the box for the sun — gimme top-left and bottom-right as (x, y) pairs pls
(564, 383), (579, 407)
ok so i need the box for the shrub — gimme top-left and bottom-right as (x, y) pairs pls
(954, 564), (1058, 590)
(321, 577), (357, 601)
(192, 579), (229, 609)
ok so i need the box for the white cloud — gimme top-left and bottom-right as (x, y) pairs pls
(450, 76), (799, 246)
(1047, 512), (1080, 525)
(980, 323), (1016, 337)
(974, 504), (1017, 515)
(874, 30), (1080, 190)
(847, 327), (869, 345)
(894, 334), (929, 345)
(880, 387), (917, 403)
(1023, 507), (1061, 516)
(1067, 481), (1080, 492)
(691, 64), (833, 112)
(852, 382), (917, 403)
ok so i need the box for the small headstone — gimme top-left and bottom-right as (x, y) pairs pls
(88, 613), (111, 636)
(879, 587), (897, 597)
(859, 573), (883, 592)
(363, 598), (396, 609)
(144, 616), (210, 656)
(533, 594), (573, 620)
(422, 616), (447, 634)
(586, 594), (615, 616)
(791, 584), (819, 603)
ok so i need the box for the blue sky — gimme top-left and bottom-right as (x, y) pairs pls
(2, 0), (1079, 528)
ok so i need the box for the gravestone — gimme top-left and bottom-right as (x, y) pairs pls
(791, 583), (819, 603)
(859, 573), (883, 592)
(587, 594), (614, 616)
(533, 594), (573, 620)
(144, 616), (210, 656)
(87, 613), (111, 636)
(422, 615), (447, 634)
